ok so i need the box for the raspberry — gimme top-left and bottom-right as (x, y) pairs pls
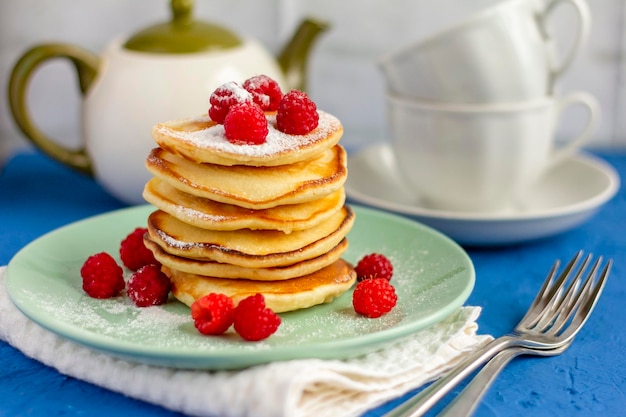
(243, 75), (283, 112)
(80, 252), (125, 299)
(233, 293), (281, 341)
(191, 293), (235, 335)
(208, 81), (253, 124)
(352, 278), (398, 318)
(119, 227), (159, 271)
(355, 253), (394, 282)
(127, 264), (171, 307)
(275, 90), (319, 135)
(224, 102), (269, 145)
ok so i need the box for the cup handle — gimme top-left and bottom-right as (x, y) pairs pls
(8, 43), (100, 175)
(540, 0), (591, 88)
(549, 91), (599, 168)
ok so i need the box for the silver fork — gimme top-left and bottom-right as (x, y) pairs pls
(383, 251), (612, 417)
(436, 343), (571, 417)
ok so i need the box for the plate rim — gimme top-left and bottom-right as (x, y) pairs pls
(6, 204), (475, 369)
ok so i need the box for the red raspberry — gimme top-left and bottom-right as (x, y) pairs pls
(275, 90), (319, 135)
(233, 293), (281, 341)
(191, 293), (235, 335)
(119, 227), (159, 271)
(80, 252), (125, 299)
(243, 75), (283, 112)
(208, 81), (253, 124)
(224, 102), (269, 145)
(127, 264), (171, 307)
(355, 253), (394, 282)
(352, 278), (398, 318)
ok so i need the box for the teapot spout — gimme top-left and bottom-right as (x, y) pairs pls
(278, 18), (329, 92)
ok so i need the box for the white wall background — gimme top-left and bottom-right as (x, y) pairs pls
(1, 0), (625, 162)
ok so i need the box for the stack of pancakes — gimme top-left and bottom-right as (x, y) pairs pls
(142, 111), (357, 313)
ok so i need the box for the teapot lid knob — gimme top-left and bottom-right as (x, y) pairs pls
(123, 0), (241, 53)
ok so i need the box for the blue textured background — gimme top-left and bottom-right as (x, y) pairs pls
(1, 150), (624, 417)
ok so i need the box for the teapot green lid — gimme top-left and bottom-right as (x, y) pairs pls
(123, 0), (241, 53)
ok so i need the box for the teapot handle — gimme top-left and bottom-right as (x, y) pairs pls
(8, 43), (100, 175)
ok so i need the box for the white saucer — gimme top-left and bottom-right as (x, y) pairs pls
(345, 143), (620, 246)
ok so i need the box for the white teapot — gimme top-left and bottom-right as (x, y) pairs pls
(8, 0), (328, 204)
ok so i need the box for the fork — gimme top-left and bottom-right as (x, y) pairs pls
(436, 342), (571, 417)
(383, 251), (611, 417)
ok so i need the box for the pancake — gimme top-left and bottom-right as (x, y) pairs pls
(151, 111), (343, 167)
(146, 206), (354, 268)
(142, 178), (346, 233)
(145, 145), (347, 209)
(164, 258), (356, 313)
(144, 237), (349, 281)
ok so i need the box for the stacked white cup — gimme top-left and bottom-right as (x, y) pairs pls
(378, 0), (599, 212)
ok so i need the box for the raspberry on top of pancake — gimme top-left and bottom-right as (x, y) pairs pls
(152, 80), (342, 167)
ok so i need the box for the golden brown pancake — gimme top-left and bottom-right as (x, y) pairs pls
(146, 206), (354, 268)
(164, 258), (356, 313)
(151, 112), (343, 167)
(144, 237), (349, 281)
(145, 145), (347, 209)
(142, 178), (346, 233)
(148, 206), (354, 268)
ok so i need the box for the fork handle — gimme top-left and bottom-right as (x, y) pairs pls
(436, 347), (523, 417)
(382, 336), (513, 417)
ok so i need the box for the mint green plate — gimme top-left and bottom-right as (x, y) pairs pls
(6, 205), (474, 370)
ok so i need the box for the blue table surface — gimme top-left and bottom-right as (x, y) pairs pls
(1, 149), (625, 417)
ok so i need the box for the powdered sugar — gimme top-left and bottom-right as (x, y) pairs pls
(154, 228), (200, 250)
(242, 75), (269, 91)
(243, 75), (283, 111)
(212, 81), (252, 104)
(20, 287), (192, 344)
(157, 111), (341, 158)
(172, 205), (229, 223)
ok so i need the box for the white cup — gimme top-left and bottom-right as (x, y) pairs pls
(379, 0), (591, 103)
(387, 92), (600, 212)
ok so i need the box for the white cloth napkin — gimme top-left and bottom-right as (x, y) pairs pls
(0, 266), (491, 417)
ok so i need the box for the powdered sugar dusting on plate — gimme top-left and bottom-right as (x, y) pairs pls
(19, 285), (270, 351)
